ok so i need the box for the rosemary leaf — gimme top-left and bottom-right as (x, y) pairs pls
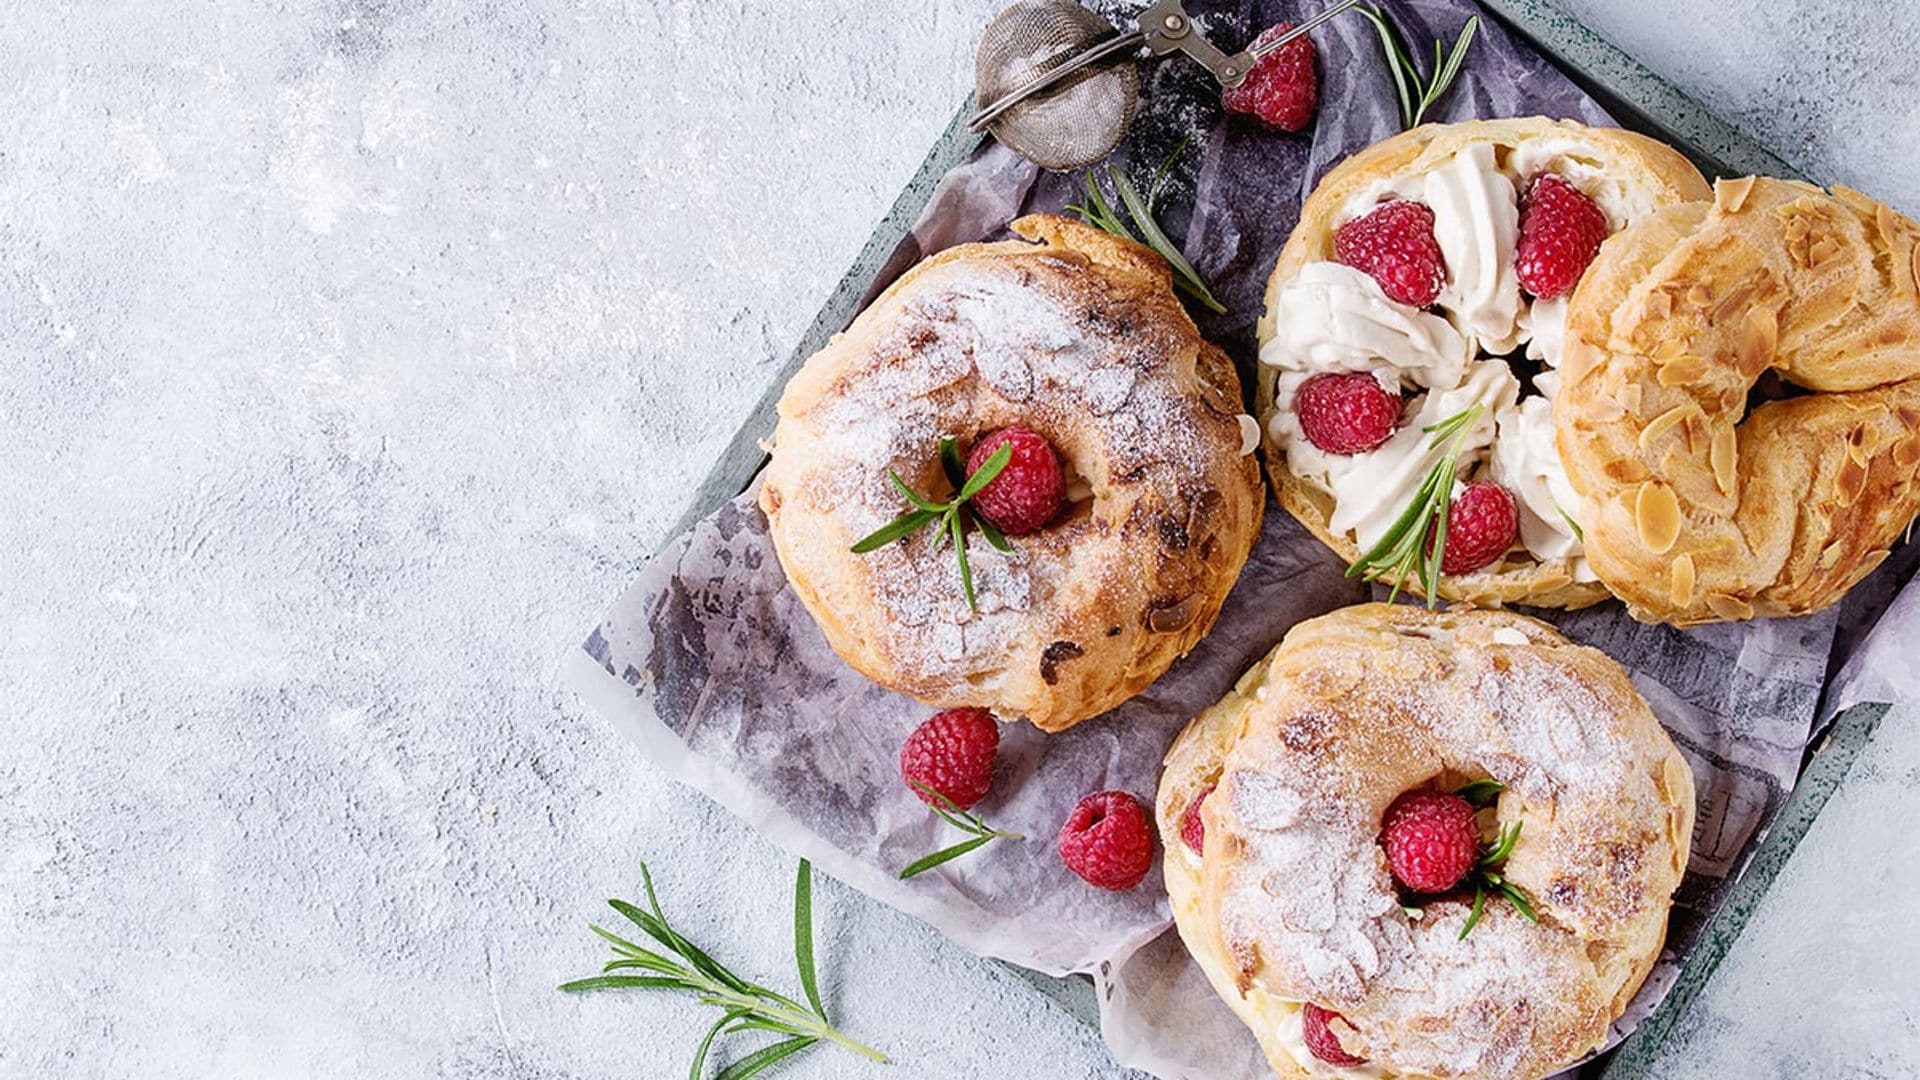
(1459, 885), (1488, 940)
(898, 834), (996, 879)
(1455, 778), (1506, 806)
(1109, 168), (1227, 314)
(793, 861), (825, 1019)
(887, 470), (949, 514)
(971, 507), (1012, 554)
(955, 442), (1012, 502)
(848, 508), (939, 553)
(949, 509), (976, 610)
(714, 1036), (820, 1080)
(1359, 7), (1480, 130)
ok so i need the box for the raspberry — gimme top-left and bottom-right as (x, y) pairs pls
(1302, 1004), (1369, 1067)
(966, 428), (1064, 536)
(1380, 790), (1481, 894)
(1294, 372), (1402, 455)
(1058, 790), (1155, 890)
(1221, 22), (1318, 133)
(1515, 173), (1611, 300)
(899, 708), (999, 811)
(1180, 784), (1215, 853)
(1334, 199), (1447, 307)
(1432, 480), (1519, 575)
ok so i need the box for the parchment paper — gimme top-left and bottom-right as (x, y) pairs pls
(569, 2), (1919, 1075)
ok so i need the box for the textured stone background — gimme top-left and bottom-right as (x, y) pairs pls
(2, 1), (1914, 1077)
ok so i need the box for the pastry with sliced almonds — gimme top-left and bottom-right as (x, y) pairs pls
(1556, 176), (1920, 624)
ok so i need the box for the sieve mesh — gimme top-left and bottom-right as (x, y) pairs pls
(974, 0), (1139, 172)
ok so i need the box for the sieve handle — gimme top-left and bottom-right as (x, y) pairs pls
(967, 28), (1147, 132)
(1235, 0), (1362, 75)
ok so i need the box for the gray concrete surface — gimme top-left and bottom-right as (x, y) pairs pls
(1, 1), (1914, 1076)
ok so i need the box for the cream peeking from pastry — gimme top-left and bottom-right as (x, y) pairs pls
(1156, 604), (1695, 1079)
(1557, 177), (1920, 624)
(760, 215), (1264, 733)
(1256, 118), (1712, 609)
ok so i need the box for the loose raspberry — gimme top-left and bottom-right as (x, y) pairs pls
(1294, 372), (1402, 455)
(1432, 480), (1519, 575)
(1221, 22), (1318, 133)
(1380, 790), (1481, 894)
(966, 428), (1064, 536)
(1515, 173), (1611, 300)
(1302, 1003), (1369, 1067)
(1180, 784), (1215, 854)
(1059, 790), (1155, 890)
(1334, 199), (1447, 307)
(899, 708), (999, 811)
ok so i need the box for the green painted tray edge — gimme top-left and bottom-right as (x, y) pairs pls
(639, 1), (1866, 1073)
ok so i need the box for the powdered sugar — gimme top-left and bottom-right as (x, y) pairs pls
(1208, 614), (1684, 1078)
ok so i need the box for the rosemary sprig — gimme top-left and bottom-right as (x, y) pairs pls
(1066, 165), (1226, 314)
(1345, 404), (1483, 605)
(561, 860), (885, 1078)
(569, 863), (885, 1074)
(900, 783), (1024, 879)
(1450, 779), (1541, 939)
(849, 436), (1013, 612)
(1357, 7), (1480, 130)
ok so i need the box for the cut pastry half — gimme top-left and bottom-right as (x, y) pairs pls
(1256, 118), (1711, 609)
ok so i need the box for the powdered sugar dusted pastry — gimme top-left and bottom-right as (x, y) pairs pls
(760, 215), (1264, 732)
(1256, 118), (1710, 609)
(1557, 178), (1920, 624)
(1157, 604), (1694, 1079)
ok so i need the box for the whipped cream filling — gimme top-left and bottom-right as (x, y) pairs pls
(1269, 142), (1638, 572)
(1271, 361), (1517, 550)
(1509, 137), (1657, 230)
(1272, 1005), (1388, 1079)
(1343, 142), (1524, 355)
(1262, 263), (1471, 390)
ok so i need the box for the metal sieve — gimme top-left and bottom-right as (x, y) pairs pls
(969, 0), (1359, 170)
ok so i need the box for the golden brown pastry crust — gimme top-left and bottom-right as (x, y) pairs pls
(1157, 604), (1694, 1079)
(1557, 177), (1920, 624)
(1256, 118), (1711, 610)
(760, 215), (1264, 732)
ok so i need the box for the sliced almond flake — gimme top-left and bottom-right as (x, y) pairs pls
(1706, 593), (1755, 621)
(1669, 553), (1696, 607)
(1836, 455), (1869, 507)
(1638, 404), (1697, 449)
(1894, 434), (1920, 470)
(1711, 426), (1738, 495)
(1635, 482), (1683, 554)
(1716, 176), (1758, 214)
(1656, 357), (1707, 387)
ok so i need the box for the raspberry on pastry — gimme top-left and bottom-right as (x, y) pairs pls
(1333, 199), (1446, 307)
(1380, 790), (1481, 893)
(1301, 1003), (1368, 1067)
(1059, 790), (1155, 891)
(899, 707), (999, 811)
(966, 427), (1064, 536)
(1178, 784), (1213, 854)
(1515, 173), (1611, 299)
(1434, 479), (1519, 575)
(761, 215), (1264, 732)
(1221, 22), (1318, 133)
(1155, 605), (1697, 1080)
(1294, 372), (1401, 454)
(1257, 118), (1714, 611)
